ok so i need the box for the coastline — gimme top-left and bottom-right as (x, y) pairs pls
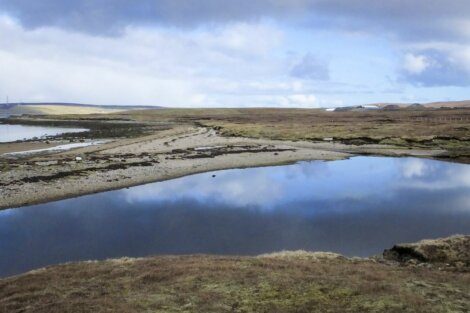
(0, 127), (450, 210)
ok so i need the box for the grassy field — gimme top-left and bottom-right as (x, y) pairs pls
(8, 107), (470, 145)
(119, 108), (470, 141)
(114, 107), (470, 159)
(1, 252), (468, 313)
(3, 107), (470, 163)
(5, 107), (469, 160)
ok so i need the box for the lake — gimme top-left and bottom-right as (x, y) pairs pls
(0, 156), (469, 277)
(0, 124), (88, 142)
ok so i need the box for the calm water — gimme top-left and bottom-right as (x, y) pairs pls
(0, 124), (88, 142)
(1, 157), (469, 277)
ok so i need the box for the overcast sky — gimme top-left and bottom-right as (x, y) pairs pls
(0, 0), (469, 107)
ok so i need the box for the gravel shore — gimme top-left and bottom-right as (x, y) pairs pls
(0, 126), (446, 209)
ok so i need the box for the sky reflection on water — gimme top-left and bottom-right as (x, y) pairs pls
(0, 157), (469, 277)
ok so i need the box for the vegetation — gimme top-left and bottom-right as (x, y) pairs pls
(1, 250), (468, 313)
(4, 107), (469, 161)
(116, 107), (470, 161)
(114, 108), (470, 143)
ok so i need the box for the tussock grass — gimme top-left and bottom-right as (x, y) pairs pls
(120, 108), (470, 152)
(1, 253), (468, 313)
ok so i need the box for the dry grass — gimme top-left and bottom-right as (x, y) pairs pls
(107, 107), (470, 162)
(1, 254), (468, 313)
(384, 235), (470, 265)
(117, 108), (470, 148)
(9, 107), (470, 155)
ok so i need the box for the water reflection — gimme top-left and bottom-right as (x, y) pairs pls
(0, 124), (88, 142)
(0, 157), (469, 277)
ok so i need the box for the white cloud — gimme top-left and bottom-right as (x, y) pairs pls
(0, 16), (319, 107)
(2, 0), (469, 105)
(403, 53), (430, 74)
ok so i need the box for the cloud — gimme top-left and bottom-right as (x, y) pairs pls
(0, 0), (301, 35)
(309, 1), (470, 42)
(400, 49), (470, 87)
(403, 53), (430, 75)
(1, 1), (469, 104)
(0, 16), (313, 107)
(290, 53), (329, 80)
(1, 1), (469, 43)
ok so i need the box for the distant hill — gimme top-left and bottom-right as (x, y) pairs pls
(372, 100), (470, 109)
(0, 102), (163, 116)
(423, 100), (470, 108)
(324, 100), (470, 112)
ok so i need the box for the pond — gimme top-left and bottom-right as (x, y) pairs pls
(0, 124), (88, 142)
(0, 156), (469, 277)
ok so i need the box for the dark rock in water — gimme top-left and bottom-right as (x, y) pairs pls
(212, 174), (216, 177)
(383, 235), (470, 265)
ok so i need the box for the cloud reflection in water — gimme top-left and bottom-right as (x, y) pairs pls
(0, 157), (469, 277)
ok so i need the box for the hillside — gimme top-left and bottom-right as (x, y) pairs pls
(372, 100), (470, 109)
(0, 103), (163, 116)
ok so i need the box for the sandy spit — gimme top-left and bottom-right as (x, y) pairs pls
(0, 127), (445, 209)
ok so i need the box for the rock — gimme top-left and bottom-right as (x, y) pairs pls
(383, 235), (470, 266)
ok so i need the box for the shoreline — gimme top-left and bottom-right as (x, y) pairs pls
(1, 235), (468, 312)
(2, 235), (469, 280)
(0, 127), (453, 210)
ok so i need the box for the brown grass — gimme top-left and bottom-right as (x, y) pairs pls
(1, 254), (469, 313)
(7, 107), (470, 161)
(115, 108), (470, 153)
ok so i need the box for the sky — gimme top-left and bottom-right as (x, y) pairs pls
(0, 0), (469, 108)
